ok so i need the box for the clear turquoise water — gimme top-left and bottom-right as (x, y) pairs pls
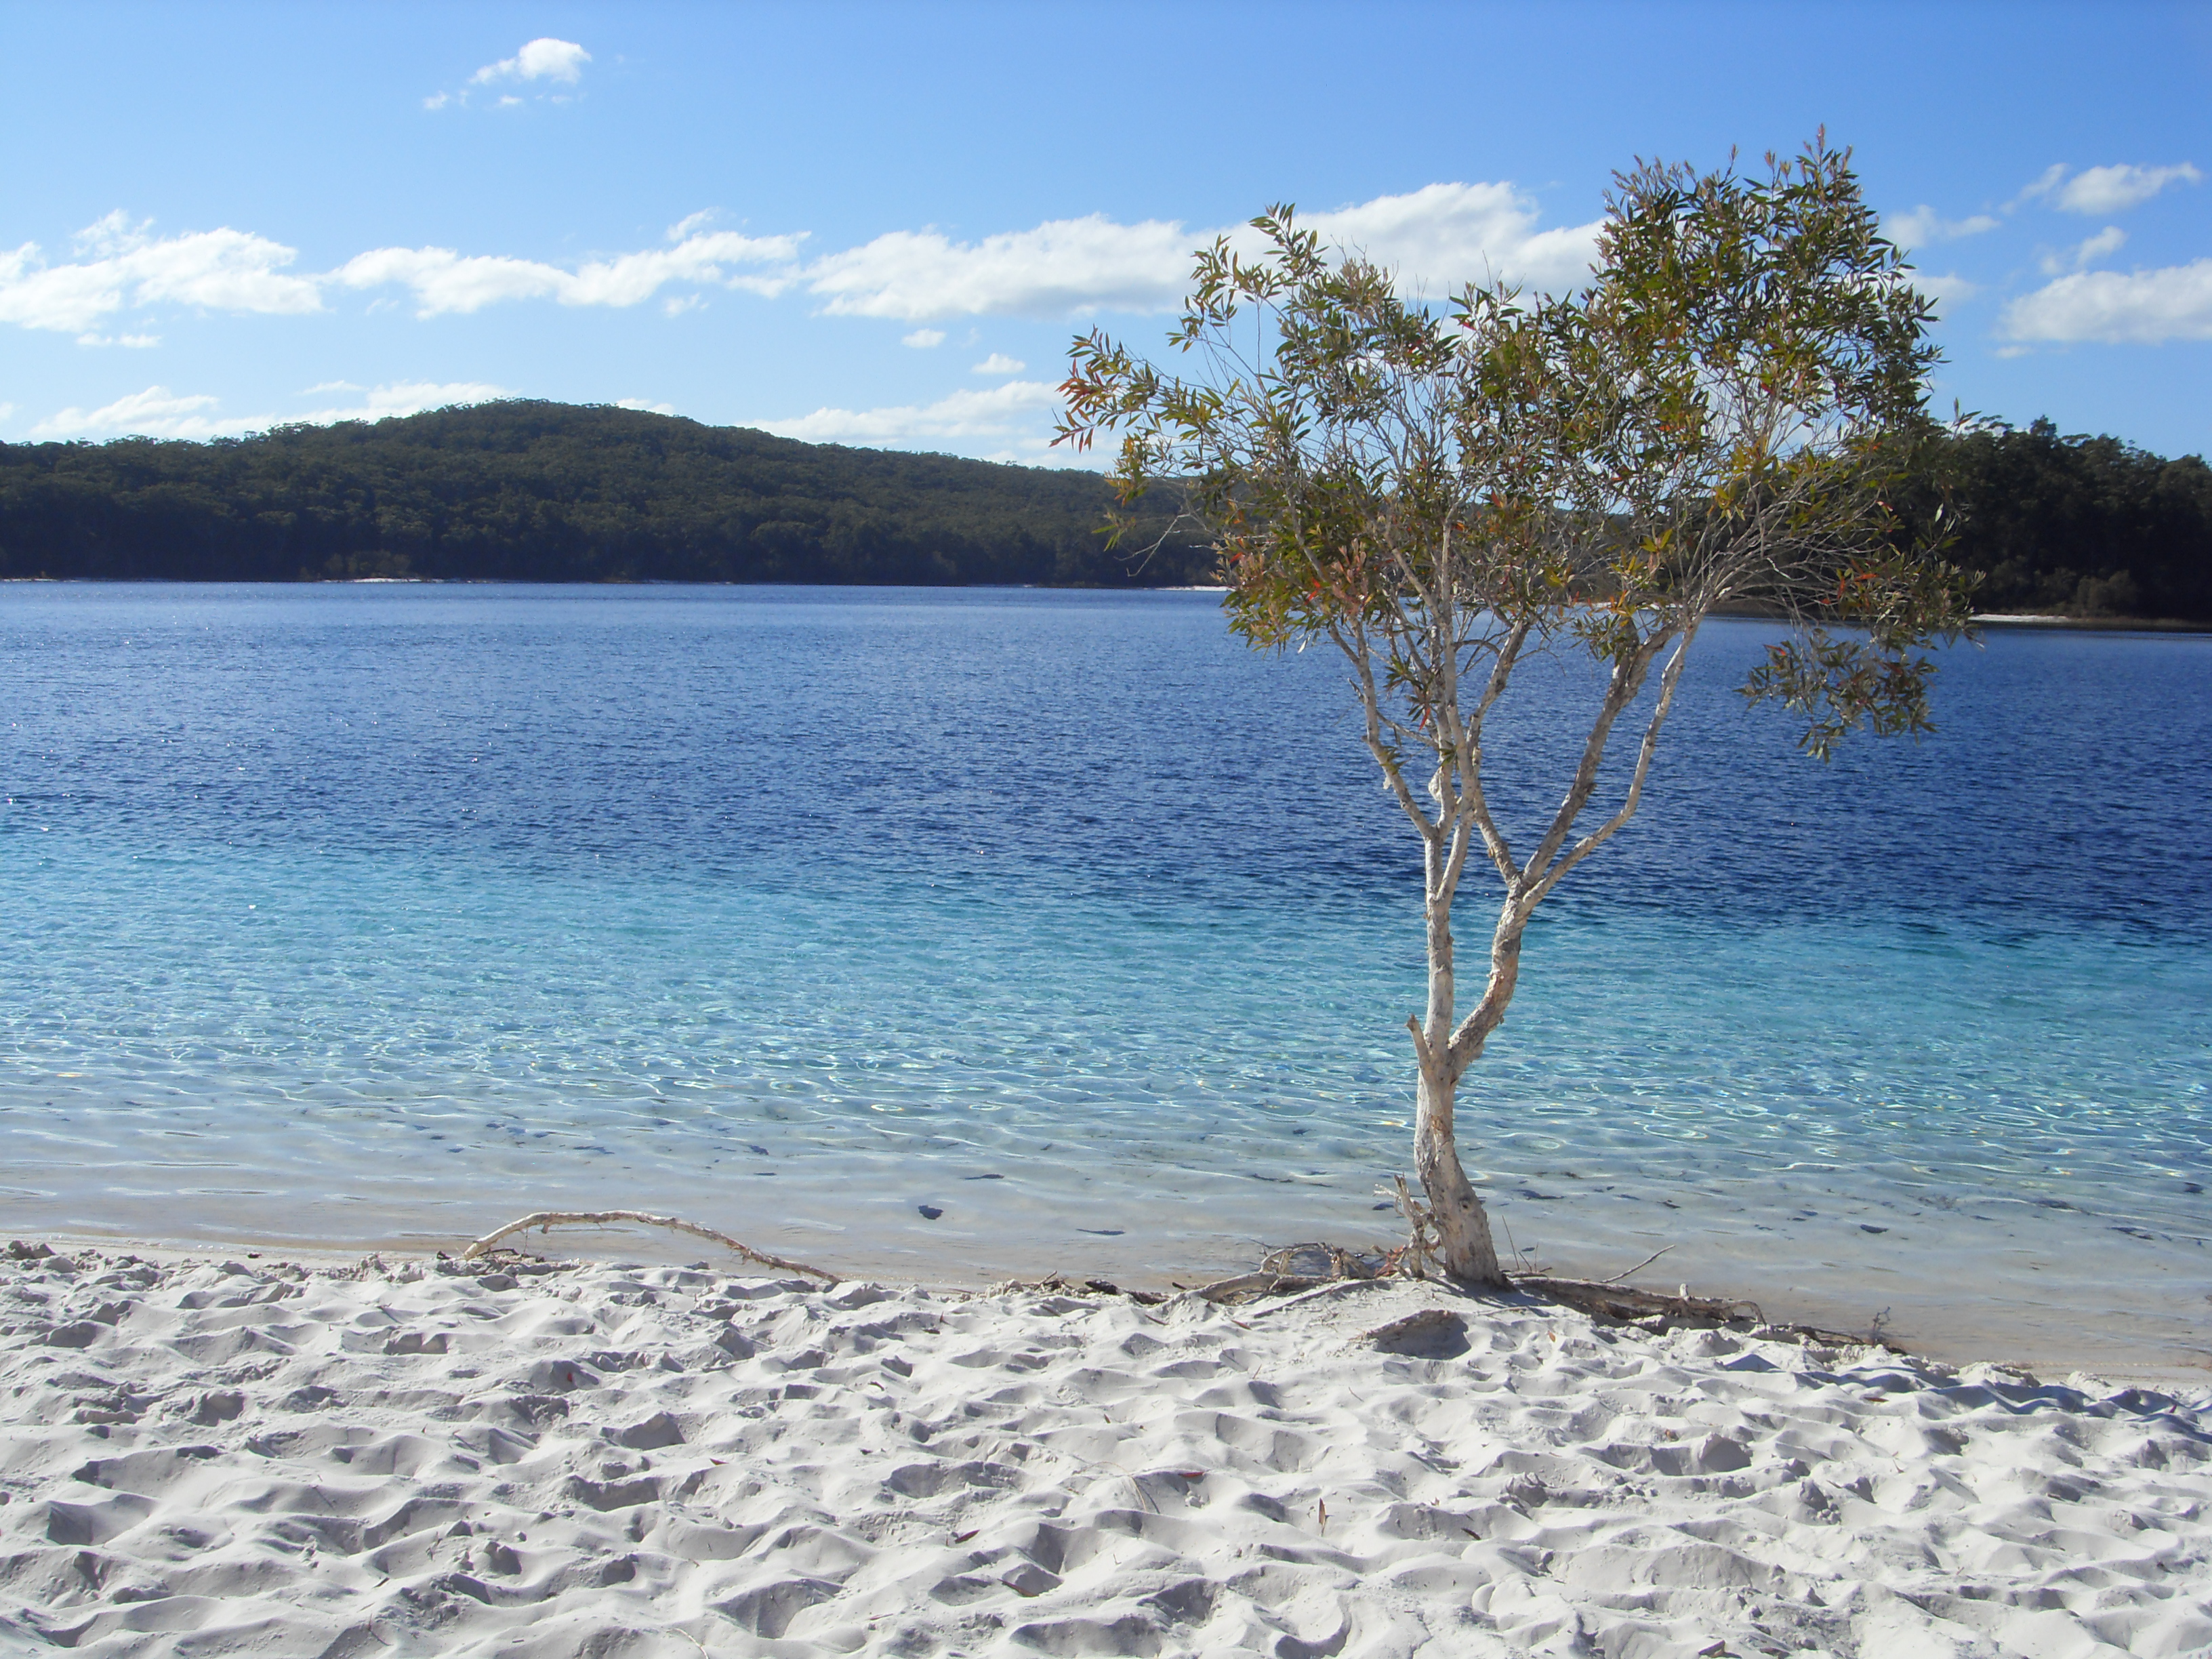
(3, 585), (2207, 1371)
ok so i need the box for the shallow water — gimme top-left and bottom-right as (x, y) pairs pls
(3, 585), (2207, 1374)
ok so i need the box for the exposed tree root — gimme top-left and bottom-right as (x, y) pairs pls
(1185, 1237), (1909, 1355)
(463, 1210), (838, 1282)
(1513, 1273), (1906, 1353)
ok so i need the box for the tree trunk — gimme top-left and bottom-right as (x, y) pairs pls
(1414, 846), (1508, 1288)
(1416, 1061), (1504, 1286)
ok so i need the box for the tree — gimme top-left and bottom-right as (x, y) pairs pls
(1057, 140), (1973, 1286)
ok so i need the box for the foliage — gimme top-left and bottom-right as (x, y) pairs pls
(0, 402), (1212, 588)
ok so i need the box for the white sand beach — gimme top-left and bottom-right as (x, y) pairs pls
(3, 1242), (2207, 1657)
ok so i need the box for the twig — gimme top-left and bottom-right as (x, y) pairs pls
(1601, 1245), (1673, 1285)
(1246, 1278), (1396, 1319)
(1500, 1214), (1530, 1274)
(462, 1210), (838, 1282)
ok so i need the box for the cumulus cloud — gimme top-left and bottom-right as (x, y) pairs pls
(471, 38), (590, 86)
(0, 212), (321, 333)
(30, 385), (220, 438)
(970, 352), (1025, 375)
(77, 331), (161, 348)
(2041, 226), (2127, 276)
(805, 215), (1195, 320)
(901, 328), (946, 348)
(2022, 163), (2203, 215)
(758, 379), (1061, 445)
(1884, 205), (2001, 247)
(802, 182), (1601, 321)
(1300, 182), (1601, 293)
(333, 229), (805, 316)
(31, 380), (508, 441)
(616, 396), (676, 414)
(2003, 260), (2212, 344)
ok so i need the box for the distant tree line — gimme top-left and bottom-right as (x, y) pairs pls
(0, 401), (1214, 588)
(1896, 417), (2212, 621)
(1, 401), (2206, 617)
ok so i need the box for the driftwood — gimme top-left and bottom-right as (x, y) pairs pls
(1509, 1273), (1906, 1353)
(981, 1272), (1167, 1307)
(464, 1210), (838, 1282)
(1192, 1240), (1398, 1305)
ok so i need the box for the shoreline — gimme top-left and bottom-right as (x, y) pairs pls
(20, 1210), (2211, 1390)
(5, 579), (2211, 632)
(3, 1238), (2205, 1656)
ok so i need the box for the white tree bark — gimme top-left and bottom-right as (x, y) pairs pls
(1354, 605), (1700, 1289)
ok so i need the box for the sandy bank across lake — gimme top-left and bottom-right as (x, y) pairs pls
(1, 1241), (2206, 1656)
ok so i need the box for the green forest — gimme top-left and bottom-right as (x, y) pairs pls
(1897, 417), (2212, 623)
(1, 401), (2207, 619)
(0, 402), (1214, 588)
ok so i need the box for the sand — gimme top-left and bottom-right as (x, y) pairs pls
(1, 1244), (2207, 1657)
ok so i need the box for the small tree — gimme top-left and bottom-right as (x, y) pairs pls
(1057, 141), (1971, 1286)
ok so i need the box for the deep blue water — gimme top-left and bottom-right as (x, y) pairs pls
(3, 585), (2207, 1365)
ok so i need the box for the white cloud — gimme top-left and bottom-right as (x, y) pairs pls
(30, 380), (508, 441)
(805, 215), (1195, 320)
(1910, 272), (1982, 314)
(901, 327), (946, 348)
(471, 38), (590, 86)
(2020, 162), (2204, 215)
(0, 212), (321, 333)
(314, 381), (506, 420)
(2041, 226), (2127, 276)
(2014, 163), (2069, 208)
(971, 352), (1025, 375)
(616, 396), (676, 414)
(333, 229), (806, 316)
(1884, 205), (2001, 247)
(423, 91), (451, 111)
(668, 211), (718, 241)
(2051, 163), (2203, 216)
(1300, 182), (1601, 293)
(2002, 259), (2212, 344)
(31, 385), (218, 438)
(76, 331), (161, 348)
(758, 379), (1061, 445)
(802, 182), (1600, 321)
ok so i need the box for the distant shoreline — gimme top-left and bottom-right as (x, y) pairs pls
(8, 577), (2205, 632)
(1969, 611), (2212, 635)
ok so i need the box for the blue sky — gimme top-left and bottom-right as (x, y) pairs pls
(3, 1), (2207, 465)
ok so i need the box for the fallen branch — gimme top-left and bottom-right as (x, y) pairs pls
(1513, 1272), (1759, 1328)
(1509, 1272), (1906, 1354)
(463, 1211), (838, 1282)
(1601, 1245), (1674, 1285)
(1190, 1270), (1317, 1303)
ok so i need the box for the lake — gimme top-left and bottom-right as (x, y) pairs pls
(3, 583), (2207, 1375)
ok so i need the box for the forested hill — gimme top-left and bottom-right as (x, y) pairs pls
(0, 401), (1216, 587)
(1900, 418), (2212, 623)
(2, 402), (2207, 617)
